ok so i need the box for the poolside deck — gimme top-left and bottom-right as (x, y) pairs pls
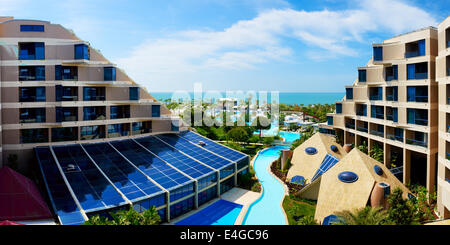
(164, 187), (260, 225)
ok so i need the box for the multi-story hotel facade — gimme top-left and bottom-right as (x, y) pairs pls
(322, 16), (450, 219)
(0, 17), (250, 225)
(0, 17), (177, 169)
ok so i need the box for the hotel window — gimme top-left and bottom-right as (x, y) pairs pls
(19, 66), (45, 81)
(405, 39), (425, 58)
(346, 88), (353, 100)
(336, 103), (342, 114)
(80, 125), (105, 140)
(83, 106), (106, 121)
(56, 86), (78, 101)
(52, 127), (78, 142)
(371, 105), (384, 119)
(369, 87), (382, 100)
(152, 105), (161, 117)
(19, 87), (45, 102)
(407, 86), (428, 102)
(358, 69), (366, 82)
(20, 25), (44, 32)
(104, 67), (116, 81)
(55, 66), (78, 81)
(327, 116), (333, 125)
(19, 42), (45, 60)
(74, 44), (89, 60)
(132, 121), (152, 135)
(373, 46), (383, 61)
(83, 87), (105, 101)
(108, 123), (129, 138)
(407, 108), (428, 126)
(386, 86), (398, 101)
(20, 128), (48, 144)
(385, 65), (398, 81)
(407, 62), (428, 80)
(356, 104), (367, 116)
(20, 108), (46, 123)
(110, 105), (130, 119)
(56, 107), (78, 122)
(129, 87), (139, 100)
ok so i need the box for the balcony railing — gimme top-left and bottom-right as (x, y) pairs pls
(387, 133), (403, 142)
(447, 68), (450, 76)
(447, 125), (450, 133)
(84, 95), (105, 101)
(410, 118), (428, 126)
(357, 126), (368, 133)
(132, 128), (152, 135)
(408, 96), (428, 103)
(386, 114), (397, 122)
(405, 51), (420, 58)
(406, 138), (427, 148)
(446, 152), (450, 160)
(414, 72), (428, 79)
(370, 129), (384, 138)
(386, 75), (395, 81)
(447, 41), (450, 48)
(345, 123), (355, 129)
(447, 97), (450, 105)
(369, 95), (382, 100)
(372, 113), (384, 120)
(356, 111), (366, 117)
(386, 94), (397, 101)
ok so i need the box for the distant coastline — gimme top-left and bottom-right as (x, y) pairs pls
(150, 92), (344, 106)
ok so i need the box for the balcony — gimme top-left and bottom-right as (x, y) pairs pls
(387, 133), (403, 142)
(386, 114), (397, 122)
(406, 138), (427, 148)
(357, 126), (368, 133)
(370, 129), (384, 138)
(405, 39), (425, 58)
(19, 66), (45, 81)
(20, 108), (46, 124)
(409, 118), (428, 126)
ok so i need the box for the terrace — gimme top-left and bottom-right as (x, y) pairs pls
(405, 39), (425, 58)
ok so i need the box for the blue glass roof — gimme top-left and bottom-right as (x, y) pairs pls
(35, 147), (86, 225)
(110, 139), (192, 190)
(179, 131), (247, 162)
(51, 145), (127, 212)
(35, 131), (250, 224)
(156, 134), (234, 170)
(81, 142), (164, 201)
(135, 136), (214, 179)
(311, 153), (340, 182)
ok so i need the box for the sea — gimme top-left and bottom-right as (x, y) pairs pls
(150, 92), (344, 105)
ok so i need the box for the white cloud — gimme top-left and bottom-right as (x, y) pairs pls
(116, 0), (436, 86)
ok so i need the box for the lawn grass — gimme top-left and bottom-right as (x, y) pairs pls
(282, 195), (316, 225)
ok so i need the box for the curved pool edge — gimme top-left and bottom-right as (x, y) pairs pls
(236, 147), (267, 225)
(266, 160), (289, 225)
(241, 145), (290, 225)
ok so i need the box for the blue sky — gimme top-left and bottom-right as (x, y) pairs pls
(1, 0), (448, 92)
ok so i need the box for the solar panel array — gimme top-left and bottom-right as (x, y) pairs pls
(52, 145), (128, 212)
(82, 142), (164, 201)
(135, 136), (214, 179)
(156, 134), (234, 170)
(110, 139), (192, 190)
(179, 131), (247, 162)
(311, 153), (340, 182)
(35, 131), (250, 225)
(35, 147), (86, 225)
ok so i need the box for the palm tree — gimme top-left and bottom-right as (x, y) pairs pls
(334, 206), (392, 225)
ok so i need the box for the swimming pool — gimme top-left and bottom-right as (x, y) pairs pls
(175, 200), (243, 225)
(279, 131), (301, 143)
(243, 145), (290, 225)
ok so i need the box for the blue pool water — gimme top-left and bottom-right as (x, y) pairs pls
(243, 145), (290, 225)
(175, 200), (243, 225)
(279, 131), (301, 143)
